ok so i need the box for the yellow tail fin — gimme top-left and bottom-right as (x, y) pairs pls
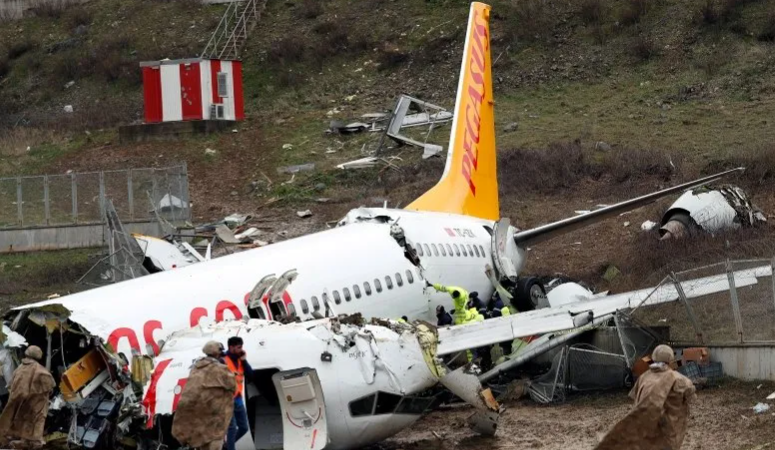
(405, 2), (498, 221)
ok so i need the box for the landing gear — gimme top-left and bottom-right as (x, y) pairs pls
(511, 277), (547, 312)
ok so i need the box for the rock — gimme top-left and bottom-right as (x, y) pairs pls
(282, 143), (293, 150)
(64, 80), (75, 89)
(63, 105), (73, 113)
(232, 129), (238, 133)
(602, 265), (621, 282)
(314, 183), (326, 191)
(503, 122), (519, 133)
(296, 210), (313, 218)
(595, 141), (612, 152)
(204, 148), (217, 156)
(641, 220), (658, 231)
(230, 191), (239, 197)
(74, 24), (88, 35)
(623, 221), (631, 227)
(316, 198), (330, 203)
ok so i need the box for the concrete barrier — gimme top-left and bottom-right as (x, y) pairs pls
(0, 221), (165, 253)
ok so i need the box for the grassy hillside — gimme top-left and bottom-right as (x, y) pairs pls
(2, 0), (775, 301)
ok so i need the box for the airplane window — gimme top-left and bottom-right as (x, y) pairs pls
(353, 284), (362, 299)
(473, 245), (480, 257)
(322, 292), (330, 307)
(453, 244), (461, 256)
(445, 244), (453, 256)
(461, 244), (468, 256)
(364, 282), (372, 296)
(374, 278), (383, 293)
(466, 244), (474, 256)
(288, 303), (297, 316)
(375, 392), (402, 415)
(301, 300), (309, 314)
(405, 270), (414, 284)
(431, 244), (439, 256)
(423, 244), (431, 256)
(385, 276), (394, 290)
(343, 287), (352, 302)
(333, 290), (342, 304)
(395, 273), (403, 287)
(349, 394), (376, 417)
(479, 245), (486, 257)
(395, 396), (435, 415)
(439, 244), (447, 257)
(416, 244), (424, 257)
(311, 296), (320, 311)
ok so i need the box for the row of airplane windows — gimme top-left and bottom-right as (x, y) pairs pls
(298, 269), (417, 315)
(416, 242), (487, 259)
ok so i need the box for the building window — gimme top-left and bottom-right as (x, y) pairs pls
(217, 72), (229, 98)
(374, 278), (383, 293)
(416, 244), (424, 257)
(301, 300), (309, 314)
(349, 394), (376, 417)
(395, 273), (403, 287)
(453, 244), (461, 256)
(424, 244), (431, 256)
(364, 282), (372, 296)
(343, 287), (352, 302)
(311, 296), (320, 311)
(353, 284), (362, 299)
(445, 244), (453, 256)
(385, 276), (394, 290)
(461, 245), (468, 257)
(406, 270), (414, 284)
(333, 290), (342, 304)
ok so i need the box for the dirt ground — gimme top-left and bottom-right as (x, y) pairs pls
(380, 381), (775, 450)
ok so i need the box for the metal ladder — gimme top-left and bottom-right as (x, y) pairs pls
(200, 0), (267, 60)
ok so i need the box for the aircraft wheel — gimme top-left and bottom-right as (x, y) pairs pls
(512, 277), (547, 312)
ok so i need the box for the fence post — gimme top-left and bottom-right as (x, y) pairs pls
(16, 177), (22, 227)
(771, 257), (775, 320)
(98, 171), (106, 222)
(43, 175), (50, 225)
(127, 169), (134, 221)
(181, 163), (191, 222)
(71, 173), (78, 223)
(726, 259), (744, 343)
(671, 272), (704, 344)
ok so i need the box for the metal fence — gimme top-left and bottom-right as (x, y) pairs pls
(0, 165), (190, 229)
(630, 258), (775, 345)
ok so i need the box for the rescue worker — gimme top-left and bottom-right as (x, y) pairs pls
(468, 292), (488, 318)
(225, 336), (254, 450)
(435, 305), (453, 326)
(0, 345), (55, 449)
(594, 344), (696, 450)
(489, 293), (513, 357)
(431, 283), (471, 325)
(172, 341), (236, 450)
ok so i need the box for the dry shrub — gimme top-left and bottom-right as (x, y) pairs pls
(30, 0), (67, 18)
(580, 0), (605, 25)
(376, 48), (409, 71)
(619, 0), (649, 25)
(500, 0), (554, 44)
(631, 34), (657, 61)
(0, 54), (9, 78)
(499, 142), (594, 195)
(757, 13), (775, 42)
(298, 0), (323, 19)
(266, 37), (306, 65)
(7, 40), (35, 60)
(0, 128), (57, 157)
(601, 147), (680, 183)
(68, 6), (92, 27)
(707, 145), (775, 189)
(700, 0), (720, 25)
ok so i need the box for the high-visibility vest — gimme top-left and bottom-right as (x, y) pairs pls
(224, 357), (244, 399)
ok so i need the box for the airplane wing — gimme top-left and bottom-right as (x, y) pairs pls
(436, 262), (771, 356)
(513, 167), (744, 247)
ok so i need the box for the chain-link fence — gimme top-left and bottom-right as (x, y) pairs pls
(0, 165), (190, 228)
(630, 258), (775, 345)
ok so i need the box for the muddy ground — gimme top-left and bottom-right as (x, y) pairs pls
(380, 381), (775, 450)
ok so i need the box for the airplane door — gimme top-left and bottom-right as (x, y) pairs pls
(491, 218), (520, 283)
(272, 368), (328, 450)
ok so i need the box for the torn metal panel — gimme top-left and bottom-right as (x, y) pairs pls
(439, 366), (499, 413)
(660, 185), (766, 239)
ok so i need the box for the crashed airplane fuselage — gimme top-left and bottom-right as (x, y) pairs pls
(144, 318), (467, 450)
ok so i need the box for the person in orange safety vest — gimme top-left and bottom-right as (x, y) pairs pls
(224, 336), (253, 450)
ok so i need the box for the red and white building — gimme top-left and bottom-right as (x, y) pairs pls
(140, 58), (245, 124)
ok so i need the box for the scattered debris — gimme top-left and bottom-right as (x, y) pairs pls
(766, 391), (775, 400)
(602, 264), (621, 282)
(64, 80), (75, 89)
(328, 120), (369, 134)
(223, 213), (251, 228)
(282, 143), (294, 150)
(503, 122), (519, 133)
(296, 210), (313, 218)
(316, 198), (330, 203)
(234, 227), (261, 241)
(277, 163), (315, 175)
(63, 105), (73, 113)
(595, 141), (612, 152)
(204, 148), (217, 156)
(337, 156), (402, 171)
(641, 220), (658, 231)
(754, 403), (771, 414)
(623, 221), (631, 227)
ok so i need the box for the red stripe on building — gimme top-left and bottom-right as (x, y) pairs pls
(210, 59), (221, 103)
(142, 67), (162, 123)
(180, 63), (203, 121)
(233, 61), (245, 120)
